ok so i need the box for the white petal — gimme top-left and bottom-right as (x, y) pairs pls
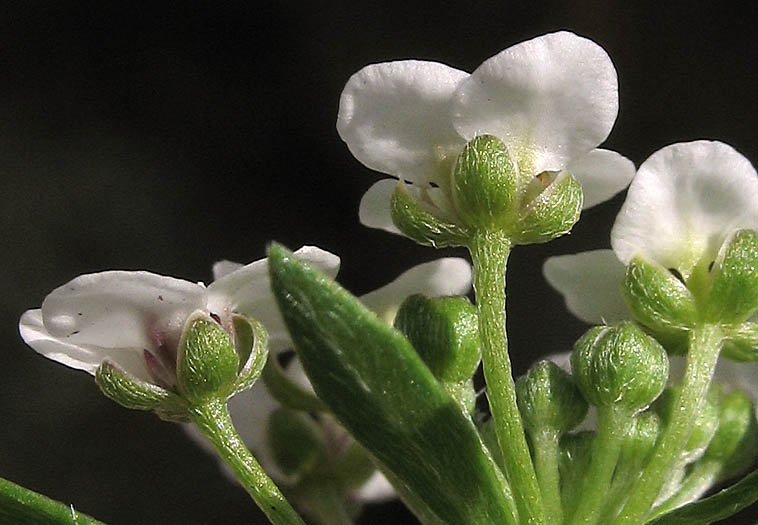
(212, 260), (244, 281)
(567, 149), (636, 209)
(452, 31), (618, 174)
(40, 270), (205, 352)
(19, 309), (151, 380)
(358, 179), (402, 234)
(353, 470), (396, 503)
(337, 60), (468, 183)
(611, 141), (758, 274)
(206, 246), (340, 353)
(543, 250), (629, 324)
(361, 258), (472, 323)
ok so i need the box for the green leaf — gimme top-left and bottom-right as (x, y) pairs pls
(647, 469), (758, 525)
(268, 243), (516, 524)
(0, 477), (106, 524)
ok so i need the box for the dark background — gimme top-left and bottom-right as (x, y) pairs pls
(2, 2), (758, 523)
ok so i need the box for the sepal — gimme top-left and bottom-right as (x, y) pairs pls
(622, 257), (698, 336)
(705, 229), (758, 324)
(176, 311), (240, 403)
(95, 360), (189, 422)
(514, 172), (583, 245)
(228, 314), (269, 396)
(391, 183), (468, 248)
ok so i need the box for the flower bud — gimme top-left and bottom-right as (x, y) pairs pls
(516, 360), (588, 435)
(513, 172), (583, 245)
(705, 389), (758, 478)
(617, 411), (660, 469)
(267, 407), (324, 480)
(705, 229), (758, 324)
(391, 181), (468, 248)
(559, 431), (594, 507)
(655, 386), (719, 463)
(622, 257), (697, 337)
(571, 322), (669, 413)
(394, 294), (481, 383)
(451, 135), (520, 230)
(176, 311), (240, 404)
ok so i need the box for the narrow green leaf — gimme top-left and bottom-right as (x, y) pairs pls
(647, 469), (758, 525)
(268, 243), (516, 524)
(0, 477), (106, 524)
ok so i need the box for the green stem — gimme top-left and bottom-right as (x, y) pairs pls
(189, 398), (305, 525)
(569, 406), (631, 525)
(615, 325), (723, 524)
(649, 459), (721, 519)
(0, 476), (106, 524)
(469, 229), (544, 525)
(533, 431), (563, 523)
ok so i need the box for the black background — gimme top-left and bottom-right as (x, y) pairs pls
(2, 2), (758, 523)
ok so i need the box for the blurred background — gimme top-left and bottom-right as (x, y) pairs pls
(2, 2), (758, 523)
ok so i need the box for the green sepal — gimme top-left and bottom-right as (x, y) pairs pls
(572, 322), (669, 413)
(176, 312), (239, 403)
(515, 360), (588, 435)
(705, 229), (758, 324)
(391, 183), (468, 248)
(647, 469), (758, 525)
(451, 135), (520, 229)
(722, 322), (758, 361)
(267, 407), (324, 479)
(0, 476), (106, 525)
(228, 314), (269, 396)
(268, 243), (517, 524)
(622, 257), (698, 336)
(394, 294), (481, 383)
(95, 360), (188, 422)
(513, 172), (583, 245)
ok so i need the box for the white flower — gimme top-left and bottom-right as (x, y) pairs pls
(544, 140), (758, 325)
(337, 31), (636, 235)
(18, 246), (339, 387)
(192, 257), (473, 501)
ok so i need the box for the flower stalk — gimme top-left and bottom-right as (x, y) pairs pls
(615, 325), (723, 524)
(188, 398), (305, 525)
(469, 229), (545, 524)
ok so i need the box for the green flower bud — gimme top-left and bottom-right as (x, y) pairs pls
(622, 257), (697, 336)
(451, 135), (520, 230)
(394, 294), (481, 383)
(267, 407), (324, 479)
(176, 312), (240, 403)
(516, 360), (588, 435)
(513, 172), (583, 245)
(723, 322), (758, 361)
(571, 322), (669, 413)
(618, 411), (660, 469)
(706, 389), (758, 478)
(705, 230), (758, 324)
(95, 360), (188, 421)
(391, 181), (468, 248)
(559, 431), (594, 508)
(655, 387), (720, 463)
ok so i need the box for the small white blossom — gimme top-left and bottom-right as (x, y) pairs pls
(544, 140), (758, 325)
(337, 31), (635, 235)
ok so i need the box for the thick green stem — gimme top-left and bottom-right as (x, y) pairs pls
(615, 325), (722, 524)
(533, 431), (563, 523)
(569, 406), (631, 525)
(189, 398), (305, 525)
(469, 230), (544, 524)
(649, 459), (721, 519)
